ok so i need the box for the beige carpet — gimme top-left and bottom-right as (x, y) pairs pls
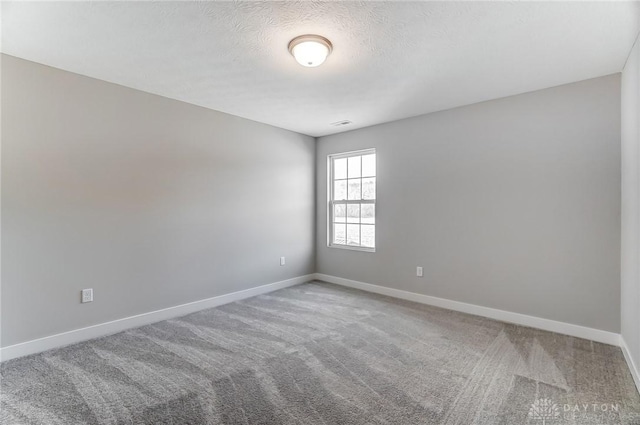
(2, 281), (639, 424)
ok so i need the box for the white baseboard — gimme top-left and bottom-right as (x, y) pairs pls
(621, 337), (640, 393)
(1, 274), (314, 362)
(3, 271), (633, 384)
(314, 273), (621, 347)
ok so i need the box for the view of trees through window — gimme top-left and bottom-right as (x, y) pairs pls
(329, 150), (376, 250)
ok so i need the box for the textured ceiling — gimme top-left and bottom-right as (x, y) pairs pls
(2, 1), (639, 137)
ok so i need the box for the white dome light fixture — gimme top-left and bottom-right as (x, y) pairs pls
(288, 35), (333, 67)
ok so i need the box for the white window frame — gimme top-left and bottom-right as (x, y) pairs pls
(327, 148), (376, 252)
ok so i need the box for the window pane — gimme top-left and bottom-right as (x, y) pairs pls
(334, 204), (346, 223)
(361, 204), (375, 224)
(347, 179), (361, 200)
(333, 223), (346, 245)
(348, 156), (361, 178)
(334, 180), (347, 201)
(347, 204), (360, 223)
(361, 225), (375, 248)
(329, 150), (376, 251)
(347, 224), (360, 245)
(362, 177), (376, 200)
(334, 158), (347, 180)
(362, 154), (376, 177)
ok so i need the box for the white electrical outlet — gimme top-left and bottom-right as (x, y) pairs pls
(81, 288), (93, 303)
(280, 256), (286, 266)
(416, 267), (423, 277)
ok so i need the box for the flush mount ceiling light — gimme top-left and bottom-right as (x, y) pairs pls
(288, 35), (333, 67)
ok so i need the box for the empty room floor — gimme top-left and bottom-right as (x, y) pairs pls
(1, 281), (639, 424)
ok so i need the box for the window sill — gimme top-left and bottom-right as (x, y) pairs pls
(327, 244), (376, 253)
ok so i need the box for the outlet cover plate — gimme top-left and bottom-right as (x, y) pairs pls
(81, 288), (93, 303)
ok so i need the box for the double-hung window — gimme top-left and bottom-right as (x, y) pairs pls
(328, 149), (376, 251)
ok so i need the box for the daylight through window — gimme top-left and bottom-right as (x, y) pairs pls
(328, 149), (376, 251)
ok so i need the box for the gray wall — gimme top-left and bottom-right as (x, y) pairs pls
(622, 34), (640, 378)
(1, 55), (315, 347)
(0, 53), (626, 348)
(317, 75), (622, 332)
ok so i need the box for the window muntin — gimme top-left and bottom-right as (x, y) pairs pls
(328, 149), (376, 251)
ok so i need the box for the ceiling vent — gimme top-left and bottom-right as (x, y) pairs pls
(330, 120), (352, 127)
